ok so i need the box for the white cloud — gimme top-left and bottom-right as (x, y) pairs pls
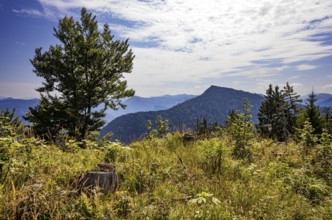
(13, 8), (45, 17)
(23, 0), (332, 95)
(288, 75), (300, 80)
(296, 64), (317, 71)
(322, 84), (332, 89)
(289, 82), (304, 89)
(12, 8), (55, 19)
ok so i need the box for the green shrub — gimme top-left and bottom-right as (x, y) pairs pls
(1, 130), (331, 219)
(285, 169), (329, 205)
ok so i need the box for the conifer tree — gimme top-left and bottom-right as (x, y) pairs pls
(258, 83), (301, 141)
(283, 82), (302, 134)
(226, 98), (254, 160)
(25, 8), (135, 141)
(257, 84), (274, 138)
(298, 91), (323, 134)
(321, 107), (332, 134)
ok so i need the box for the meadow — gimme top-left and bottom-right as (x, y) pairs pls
(1, 128), (331, 219)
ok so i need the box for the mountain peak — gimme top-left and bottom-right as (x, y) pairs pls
(204, 85), (242, 93)
(201, 86), (249, 98)
(101, 86), (265, 143)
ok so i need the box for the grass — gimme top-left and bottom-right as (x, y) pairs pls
(0, 131), (331, 219)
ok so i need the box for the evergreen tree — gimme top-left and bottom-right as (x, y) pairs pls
(299, 91), (323, 134)
(226, 98), (254, 160)
(0, 109), (25, 174)
(257, 84), (275, 138)
(258, 84), (286, 140)
(258, 83), (301, 141)
(321, 107), (332, 134)
(25, 8), (135, 141)
(0, 109), (25, 138)
(283, 82), (302, 135)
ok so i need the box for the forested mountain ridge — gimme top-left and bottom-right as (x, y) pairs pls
(302, 93), (332, 107)
(101, 86), (265, 143)
(0, 95), (195, 124)
(103, 94), (196, 123)
(317, 97), (332, 107)
(0, 98), (39, 120)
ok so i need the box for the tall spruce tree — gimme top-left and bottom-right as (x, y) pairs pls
(25, 8), (135, 141)
(257, 84), (275, 138)
(298, 91), (323, 134)
(258, 83), (301, 141)
(283, 82), (302, 135)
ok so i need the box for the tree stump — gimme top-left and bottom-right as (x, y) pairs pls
(183, 133), (196, 142)
(78, 163), (119, 195)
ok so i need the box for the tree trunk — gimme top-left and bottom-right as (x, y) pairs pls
(78, 164), (118, 195)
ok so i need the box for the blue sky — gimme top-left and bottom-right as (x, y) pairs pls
(1, 0), (332, 98)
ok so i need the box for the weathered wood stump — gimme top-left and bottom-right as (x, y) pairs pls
(182, 134), (196, 147)
(183, 133), (196, 142)
(78, 163), (119, 195)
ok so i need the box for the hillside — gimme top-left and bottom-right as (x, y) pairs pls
(0, 98), (39, 120)
(302, 93), (332, 107)
(318, 97), (332, 107)
(0, 95), (195, 124)
(101, 86), (264, 143)
(103, 94), (195, 123)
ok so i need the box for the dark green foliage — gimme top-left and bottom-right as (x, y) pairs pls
(297, 91), (323, 135)
(0, 109), (27, 180)
(321, 107), (332, 134)
(295, 119), (317, 155)
(25, 8), (135, 141)
(101, 86), (264, 143)
(258, 83), (301, 141)
(226, 98), (254, 161)
(146, 115), (169, 139)
(0, 108), (25, 138)
(313, 130), (332, 184)
(0, 109), (23, 175)
(285, 169), (329, 205)
(283, 82), (302, 135)
(194, 118), (220, 138)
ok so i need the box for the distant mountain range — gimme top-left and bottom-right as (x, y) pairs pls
(0, 98), (39, 120)
(1, 89), (332, 141)
(318, 97), (332, 107)
(301, 93), (332, 107)
(103, 94), (196, 122)
(0, 94), (195, 124)
(100, 86), (265, 143)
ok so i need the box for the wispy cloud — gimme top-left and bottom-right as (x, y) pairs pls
(288, 75), (300, 80)
(296, 64), (317, 71)
(19, 0), (332, 95)
(323, 84), (332, 89)
(290, 82), (304, 89)
(13, 8), (44, 17)
(12, 7), (55, 19)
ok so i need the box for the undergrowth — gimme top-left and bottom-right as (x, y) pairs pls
(0, 130), (331, 219)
